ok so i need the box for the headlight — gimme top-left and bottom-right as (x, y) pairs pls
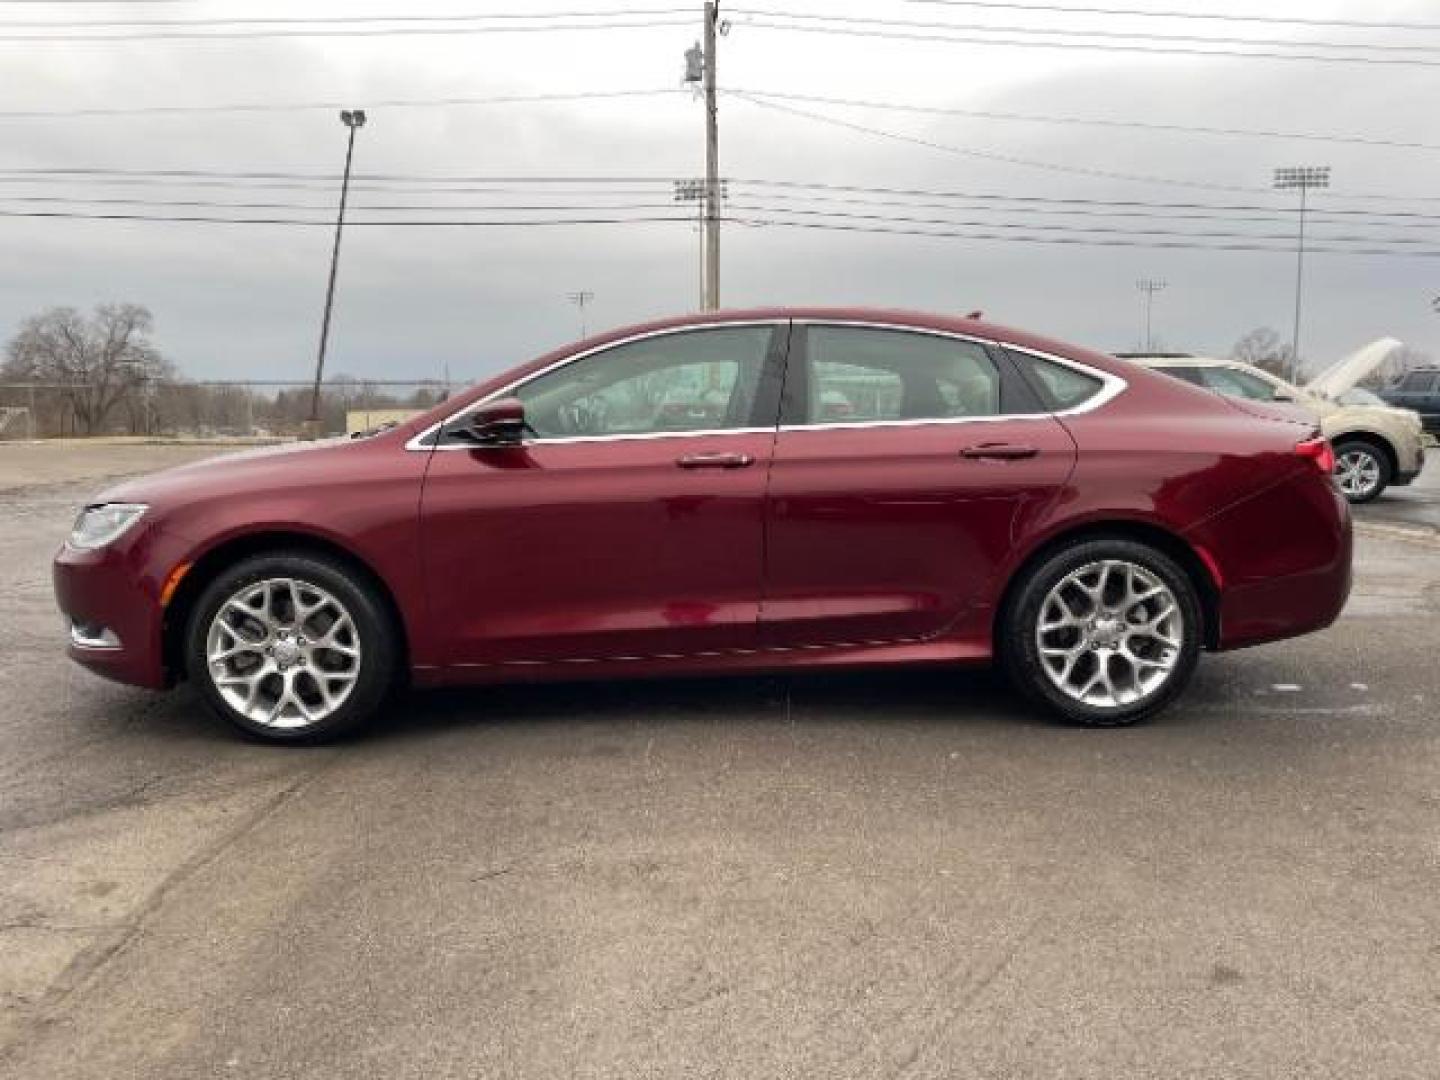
(68, 503), (148, 550)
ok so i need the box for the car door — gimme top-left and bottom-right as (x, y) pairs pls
(759, 322), (1079, 649)
(1390, 371), (1440, 430)
(419, 322), (788, 666)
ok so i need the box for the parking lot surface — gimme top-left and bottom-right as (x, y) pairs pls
(1, 443), (1438, 1079)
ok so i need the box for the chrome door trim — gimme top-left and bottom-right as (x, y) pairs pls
(406, 317), (1128, 450)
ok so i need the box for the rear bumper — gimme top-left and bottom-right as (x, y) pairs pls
(52, 524), (187, 690)
(1188, 472), (1353, 651)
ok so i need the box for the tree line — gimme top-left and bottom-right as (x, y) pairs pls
(1, 304), (447, 438)
(2, 303), (1431, 439)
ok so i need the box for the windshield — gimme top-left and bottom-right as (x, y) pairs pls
(1335, 387), (1386, 407)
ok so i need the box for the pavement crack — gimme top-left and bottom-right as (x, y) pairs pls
(886, 917), (1037, 1080)
(0, 753), (342, 1065)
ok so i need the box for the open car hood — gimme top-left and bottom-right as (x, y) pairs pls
(1304, 337), (1403, 399)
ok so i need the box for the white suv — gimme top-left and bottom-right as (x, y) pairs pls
(1122, 339), (1427, 503)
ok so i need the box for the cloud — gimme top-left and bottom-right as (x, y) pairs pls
(0, 2), (1434, 382)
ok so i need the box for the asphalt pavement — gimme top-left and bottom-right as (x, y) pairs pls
(1, 443), (1438, 1079)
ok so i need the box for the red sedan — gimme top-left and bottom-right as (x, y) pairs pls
(53, 309), (1351, 743)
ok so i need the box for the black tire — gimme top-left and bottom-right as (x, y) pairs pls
(1332, 439), (1391, 504)
(185, 550), (398, 743)
(999, 538), (1203, 727)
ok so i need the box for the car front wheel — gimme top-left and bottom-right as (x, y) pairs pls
(1332, 440), (1390, 503)
(186, 551), (398, 742)
(1001, 539), (1202, 727)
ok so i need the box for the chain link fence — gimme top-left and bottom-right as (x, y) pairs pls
(0, 379), (457, 441)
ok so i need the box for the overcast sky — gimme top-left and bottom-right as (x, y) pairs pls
(0, 0), (1436, 384)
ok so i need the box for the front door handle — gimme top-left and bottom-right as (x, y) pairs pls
(677, 452), (755, 469)
(960, 443), (1039, 461)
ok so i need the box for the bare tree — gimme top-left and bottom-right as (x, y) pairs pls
(1229, 327), (1296, 379)
(2, 304), (172, 434)
(1360, 344), (1434, 390)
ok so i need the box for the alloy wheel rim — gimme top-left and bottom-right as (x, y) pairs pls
(1335, 450), (1380, 497)
(205, 577), (362, 729)
(1036, 559), (1182, 709)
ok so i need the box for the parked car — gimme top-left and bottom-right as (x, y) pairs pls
(54, 308), (1351, 743)
(1120, 341), (1427, 503)
(1380, 366), (1440, 435)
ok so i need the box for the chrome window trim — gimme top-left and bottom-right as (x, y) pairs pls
(405, 319), (787, 451)
(405, 317), (1127, 450)
(781, 320), (1126, 431)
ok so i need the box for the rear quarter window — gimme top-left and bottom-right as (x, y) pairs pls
(1007, 350), (1106, 411)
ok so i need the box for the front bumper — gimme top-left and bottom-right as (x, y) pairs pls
(52, 524), (191, 690)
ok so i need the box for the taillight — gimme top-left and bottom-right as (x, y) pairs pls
(1295, 436), (1336, 474)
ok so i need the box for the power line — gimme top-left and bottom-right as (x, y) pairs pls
(0, 8), (696, 29)
(738, 16), (1440, 68)
(735, 8), (1440, 56)
(738, 188), (1439, 228)
(732, 177), (1440, 212)
(731, 91), (1273, 194)
(0, 87), (682, 120)
(4, 203), (1436, 256)
(723, 202), (1440, 246)
(4, 189), (1435, 231)
(4, 166), (1438, 209)
(731, 88), (1440, 153)
(903, 0), (1440, 32)
(0, 209), (696, 226)
(0, 17), (693, 42)
(730, 94), (1440, 200)
(731, 216), (1440, 257)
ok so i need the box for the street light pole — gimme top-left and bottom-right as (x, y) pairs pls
(566, 290), (595, 338)
(1273, 165), (1329, 385)
(307, 108), (367, 431)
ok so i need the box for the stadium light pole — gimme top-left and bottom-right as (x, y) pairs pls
(567, 290), (595, 338)
(1273, 165), (1329, 385)
(307, 108), (367, 432)
(1136, 278), (1166, 351)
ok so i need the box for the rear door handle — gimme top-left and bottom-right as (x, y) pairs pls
(676, 452), (755, 469)
(960, 443), (1039, 461)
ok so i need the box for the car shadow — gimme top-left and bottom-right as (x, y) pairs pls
(364, 665), (1054, 745)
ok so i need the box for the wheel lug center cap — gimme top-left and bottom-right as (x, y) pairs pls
(273, 640), (301, 666)
(1091, 616), (1122, 647)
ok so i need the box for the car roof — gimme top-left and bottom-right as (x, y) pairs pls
(1122, 355), (1238, 369)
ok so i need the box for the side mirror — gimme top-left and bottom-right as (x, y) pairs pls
(1272, 391), (1295, 403)
(458, 396), (527, 446)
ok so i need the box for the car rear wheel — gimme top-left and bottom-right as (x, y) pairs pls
(1332, 440), (1390, 503)
(1001, 539), (1202, 727)
(186, 551), (397, 743)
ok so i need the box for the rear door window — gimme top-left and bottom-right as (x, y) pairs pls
(800, 326), (1003, 425)
(1008, 351), (1106, 411)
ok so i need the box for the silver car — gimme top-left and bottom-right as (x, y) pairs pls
(1123, 339), (1427, 503)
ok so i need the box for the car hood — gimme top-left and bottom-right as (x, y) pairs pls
(1304, 337), (1403, 399)
(94, 437), (355, 509)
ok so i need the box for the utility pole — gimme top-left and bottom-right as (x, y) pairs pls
(673, 178), (728, 310)
(1136, 278), (1166, 351)
(702, 2), (721, 310)
(307, 108), (367, 434)
(1273, 165), (1329, 385)
(566, 290), (595, 338)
